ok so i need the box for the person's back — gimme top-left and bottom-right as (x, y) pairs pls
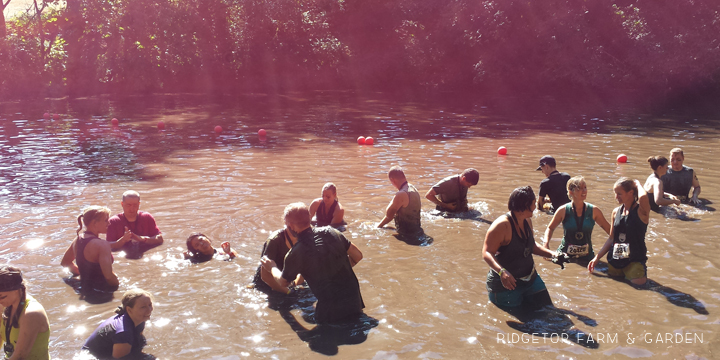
(394, 183), (422, 234)
(76, 233), (114, 293)
(283, 227), (364, 323)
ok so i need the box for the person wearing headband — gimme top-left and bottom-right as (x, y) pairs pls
(0, 265), (50, 360)
(83, 289), (154, 359)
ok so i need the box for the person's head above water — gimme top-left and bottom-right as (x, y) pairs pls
(76, 206), (111, 237)
(116, 288), (153, 326)
(507, 186), (536, 214)
(121, 190), (141, 220)
(186, 233), (215, 260)
(647, 156), (669, 173)
(460, 168), (479, 187)
(0, 266), (27, 331)
(566, 176), (587, 201)
(614, 177), (638, 204)
(283, 202), (311, 234)
(388, 165), (408, 189)
(669, 148), (685, 172)
(536, 155), (557, 176)
(321, 183), (338, 204)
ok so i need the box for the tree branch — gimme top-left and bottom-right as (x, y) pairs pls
(2, 0), (12, 9)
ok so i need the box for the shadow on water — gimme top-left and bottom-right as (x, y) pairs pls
(592, 262), (709, 315)
(392, 231), (434, 246)
(62, 276), (116, 304)
(504, 305), (599, 349)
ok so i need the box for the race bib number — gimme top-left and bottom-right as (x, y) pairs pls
(568, 244), (589, 256)
(613, 243), (630, 260)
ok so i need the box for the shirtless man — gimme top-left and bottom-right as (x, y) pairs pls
(661, 148), (701, 205)
(376, 166), (423, 235)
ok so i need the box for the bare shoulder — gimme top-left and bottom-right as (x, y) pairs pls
(20, 299), (48, 326)
(310, 198), (322, 207)
(335, 201), (344, 211)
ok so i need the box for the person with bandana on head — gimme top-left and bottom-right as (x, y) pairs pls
(0, 265), (50, 360)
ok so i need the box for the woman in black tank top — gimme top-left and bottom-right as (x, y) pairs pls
(309, 183), (345, 227)
(588, 178), (651, 285)
(644, 156), (681, 213)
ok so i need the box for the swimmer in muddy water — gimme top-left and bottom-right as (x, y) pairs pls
(645, 156), (681, 213)
(183, 233), (238, 263)
(589, 178), (650, 286)
(309, 183), (346, 228)
(542, 176), (611, 264)
(662, 148), (702, 206)
(61, 206), (120, 295)
(484, 186), (562, 310)
(425, 168), (479, 213)
(82, 289), (154, 359)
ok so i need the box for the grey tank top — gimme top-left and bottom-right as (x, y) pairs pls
(394, 182), (422, 234)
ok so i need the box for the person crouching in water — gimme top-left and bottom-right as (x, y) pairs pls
(261, 203), (364, 323)
(82, 289), (153, 359)
(483, 186), (560, 309)
(183, 233), (238, 263)
(309, 182), (345, 227)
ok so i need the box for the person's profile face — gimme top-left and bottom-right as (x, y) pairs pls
(670, 153), (684, 171)
(0, 290), (19, 307)
(614, 186), (630, 204)
(121, 197), (140, 216)
(92, 214), (110, 234)
(540, 164), (552, 176)
(460, 177), (474, 188)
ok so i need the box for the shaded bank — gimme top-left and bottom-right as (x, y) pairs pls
(1, 0), (720, 115)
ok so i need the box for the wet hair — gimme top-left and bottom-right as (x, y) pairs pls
(461, 168), (479, 186)
(283, 202), (311, 228)
(507, 186), (536, 213)
(0, 266), (26, 330)
(185, 233), (215, 263)
(670, 148), (684, 158)
(76, 206), (111, 237)
(647, 156), (669, 171)
(566, 176), (586, 199)
(387, 166), (406, 180)
(122, 190), (140, 202)
(614, 177), (638, 202)
(116, 288), (153, 315)
(322, 183), (337, 195)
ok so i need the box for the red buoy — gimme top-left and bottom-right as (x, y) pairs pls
(157, 121), (165, 130)
(111, 118), (119, 126)
(53, 114), (60, 120)
(357, 136), (366, 145)
(497, 146), (508, 155)
(617, 154), (628, 163)
(43, 113), (50, 120)
(214, 125), (222, 134)
(365, 137), (374, 145)
(258, 129), (267, 137)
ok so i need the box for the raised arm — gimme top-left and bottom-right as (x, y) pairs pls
(542, 206), (565, 249)
(635, 179), (650, 224)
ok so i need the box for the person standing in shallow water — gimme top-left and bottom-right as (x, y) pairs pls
(253, 226), (304, 294)
(644, 156), (681, 213)
(589, 178), (651, 286)
(106, 190), (164, 253)
(425, 168), (479, 213)
(0, 266), (51, 360)
(261, 203), (364, 323)
(543, 176), (611, 263)
(536, 155), (571, 214)
(661, 148), (702, 205)
(377, 166), (422, 235)
(483, 186), (559, 309)
(309, 183), (345, 227)
(61, 206), (120, 294)
(83, 289), (154, 359)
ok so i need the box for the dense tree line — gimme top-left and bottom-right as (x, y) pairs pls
(1, 0), (719, 107)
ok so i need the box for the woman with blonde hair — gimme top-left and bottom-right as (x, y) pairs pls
(0, 266), (50, 360)
(309, 182), (345, 227)
(61, 206), (119, 294)
(542, 176), (611, 263)
(83, 289), (153, 358)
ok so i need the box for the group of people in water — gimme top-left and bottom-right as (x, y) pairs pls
(0, 147), (702, 359)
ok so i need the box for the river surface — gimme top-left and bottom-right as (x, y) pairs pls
(1, 94), (719, 359)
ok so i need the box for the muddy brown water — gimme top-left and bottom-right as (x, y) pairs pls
(1, 95), (719, 359)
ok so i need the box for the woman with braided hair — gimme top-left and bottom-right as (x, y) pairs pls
(0, 265), (50, 360)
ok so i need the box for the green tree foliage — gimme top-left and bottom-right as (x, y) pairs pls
(1, 0), (719, 104)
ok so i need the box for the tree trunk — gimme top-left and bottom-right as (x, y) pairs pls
(0, 0), (9, 39)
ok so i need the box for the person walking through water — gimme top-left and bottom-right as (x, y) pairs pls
(377, 166), (422, 235)
(542, 176), (611, 263)
(589, 178), (651, 286)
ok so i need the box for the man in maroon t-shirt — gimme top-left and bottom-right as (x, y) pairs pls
(106, 190), (164, 251)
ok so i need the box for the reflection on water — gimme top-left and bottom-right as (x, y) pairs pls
(1, 94), (719, 358)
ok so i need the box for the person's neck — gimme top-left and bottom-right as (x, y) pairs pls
(84, 229), (99, 237)
(285, 229), (298, 244)
(127, 313), (144, 327)
(622, 199), (635, 210)
(512, 211), (531, 223)
(124, 211), (138, 222)
(395, 179), (408, 190)
(572, 199), (584, 211)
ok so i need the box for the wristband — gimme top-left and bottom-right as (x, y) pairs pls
(499, 268), (506, 276)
